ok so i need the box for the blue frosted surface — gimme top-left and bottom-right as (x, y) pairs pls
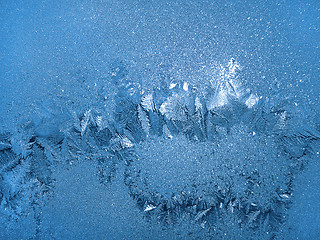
(0, 1), (319, 239)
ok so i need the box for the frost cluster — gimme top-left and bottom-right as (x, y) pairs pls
(0, 59), (319, 239)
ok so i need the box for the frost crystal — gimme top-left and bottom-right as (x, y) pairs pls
(0, 59), (319, 239)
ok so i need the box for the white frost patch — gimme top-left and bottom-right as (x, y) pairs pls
(195, 97), (202, 110)
(169, 83), (177, 89)
(208, 89), (228, 110)
(121, 137), (133, 148)
(141, 93), (154, 111)
(245, 94), (259, 108)
(183, 82), (189, 91)
(144, 204), (157, 212)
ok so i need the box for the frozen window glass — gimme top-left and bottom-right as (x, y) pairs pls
(0, 1), (319, 239)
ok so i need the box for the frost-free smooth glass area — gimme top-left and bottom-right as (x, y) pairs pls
(0, 1), (319, 239)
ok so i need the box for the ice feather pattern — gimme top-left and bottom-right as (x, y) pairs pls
(0, 59), (319, 239)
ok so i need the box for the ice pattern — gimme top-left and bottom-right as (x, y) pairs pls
(0, 59), (319, 239)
